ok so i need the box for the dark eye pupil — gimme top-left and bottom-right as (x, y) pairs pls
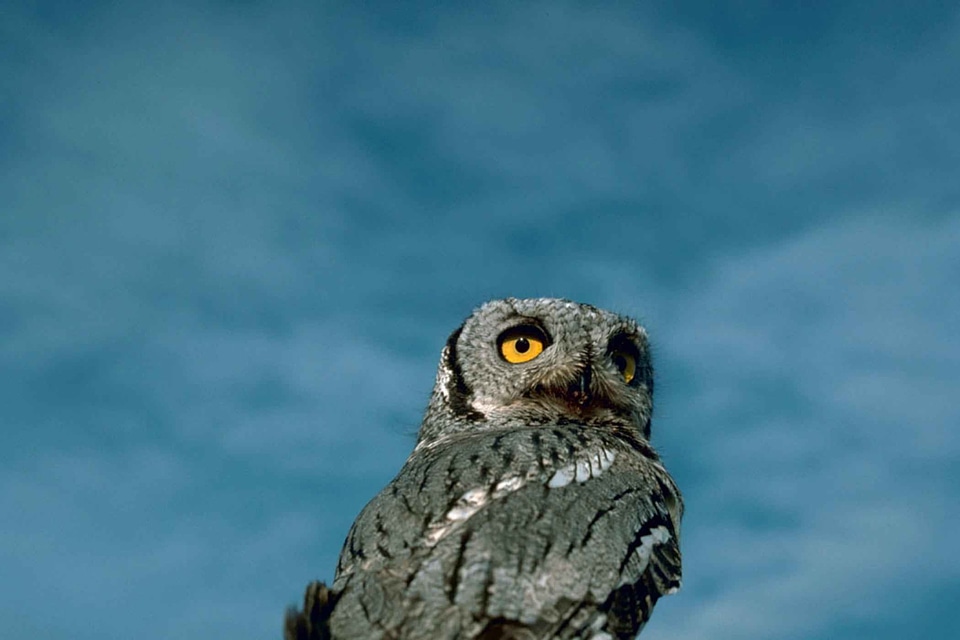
(613, 355), (626, 372)
(515, 337), (530, 353)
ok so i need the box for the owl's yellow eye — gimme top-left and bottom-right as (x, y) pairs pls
(611, 350), (636, 384)
(498, 326), (547, 364)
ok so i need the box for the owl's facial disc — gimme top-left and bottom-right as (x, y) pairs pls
(419, 298), (654, 444)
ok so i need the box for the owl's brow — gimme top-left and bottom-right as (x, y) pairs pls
(497, 313), (550, 335)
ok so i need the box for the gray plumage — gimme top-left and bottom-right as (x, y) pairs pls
(286, 298), (682, 640)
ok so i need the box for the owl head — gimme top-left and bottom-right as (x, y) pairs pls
(418, 298), (655, 448)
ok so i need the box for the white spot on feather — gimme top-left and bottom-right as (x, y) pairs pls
(425, 524), (452, 546)
(590, 450), (603, 474)
(546, 447), (617, 489)
(494, 475), (524, 495)
(600, 448), (616, 471)
(446, 487), (488, 521)
(548, 465), (576, 488)
(617, 524), (673, 586)
(426, 478), (528, 546)
(575, 459), (591, 482)
(436, 347), (452, 401)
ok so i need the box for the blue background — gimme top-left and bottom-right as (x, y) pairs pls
(2, 2), (958, 638)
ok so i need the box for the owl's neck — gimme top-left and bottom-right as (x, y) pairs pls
(415, 390), (652, 454)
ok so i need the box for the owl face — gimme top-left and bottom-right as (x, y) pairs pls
(419, 298), (655, 446)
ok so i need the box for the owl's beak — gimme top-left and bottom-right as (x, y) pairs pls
(567, 364), (592, 406)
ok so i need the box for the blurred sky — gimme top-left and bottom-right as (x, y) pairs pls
(2, 2), (959, 639)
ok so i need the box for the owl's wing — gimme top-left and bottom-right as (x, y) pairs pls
(328, 429), (682, 640)
(445, 445), (682, 639)
(579, 461), (683, 638)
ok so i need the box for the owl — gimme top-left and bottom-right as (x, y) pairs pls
(285, 298), (682, 640)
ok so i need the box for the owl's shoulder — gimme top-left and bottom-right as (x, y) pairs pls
(337, 424), (676, 575)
